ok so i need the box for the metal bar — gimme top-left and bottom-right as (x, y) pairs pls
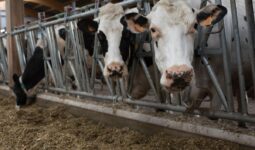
(78, 30), (91, 92)
(139, 58), (160, 100)
(97, 60), (115, 95)
(150, 38), (163, 102)
(215, 0), (234, 112)
(48, 86), (255, 123)
(201, 56), (229, 111)
(45, 26), (64, 88)
(14, 34), (26, 73)
(90, 34), (99, 92)
(119, 78), (127, 98)
(0, 38), (8, 82)
(244, 0), (255, 99)
(230, 0), (248, 114)
(123, 99), (255, 123)
(11, 0), (143, 35)
(38, 12), (49, 91)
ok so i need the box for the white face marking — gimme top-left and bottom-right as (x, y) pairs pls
(97, 3), (125, 67)
(147, 0), (197, 81)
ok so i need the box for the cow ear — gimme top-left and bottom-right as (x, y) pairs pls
(121, 13), (149, 33)
(197, 4), (227, 27)
(77, 18), (98, 33)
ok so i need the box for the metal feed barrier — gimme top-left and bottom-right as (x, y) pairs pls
(0, 31), (8, 84)
(2, 0), (255, 124)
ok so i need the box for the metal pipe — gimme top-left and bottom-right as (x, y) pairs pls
(14, 34), (26, 73)
(230, 0), (248, 114)
(215, 0), (234, 112)
(38, 12), (50, 90)
(245, 0), (255, 99)
(49, 87), (117, 101)
(48, 86), (255, 123)
(97, 60), (115, 95)
(11, 0), (143, 35)
(140, 58), (160, 100)
(123, 99), (255, 123)
(201, 56), (229, 111)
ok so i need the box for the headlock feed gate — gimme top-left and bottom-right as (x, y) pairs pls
(1, 0), (255, 124)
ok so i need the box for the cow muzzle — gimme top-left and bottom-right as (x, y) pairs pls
(104, 62), (128, 80)
(162, 65), (193, 92)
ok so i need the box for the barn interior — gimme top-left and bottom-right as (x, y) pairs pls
(0, 0), (254, 149)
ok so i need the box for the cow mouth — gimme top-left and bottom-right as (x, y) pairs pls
(108, 72), (123, 80)
(163, 78), (191, 92)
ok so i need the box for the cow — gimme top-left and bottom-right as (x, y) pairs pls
(119, 0), (255, 126)
(12, 5), (154, 108)
(12, 26), (67, 108)
(77, 5), (154, 99)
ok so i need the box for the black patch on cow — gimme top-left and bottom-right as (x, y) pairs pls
(12, 74), (27, 106)
(193, 23), (198, 30)
(244, 16), (247, 21)
(98, 31), (108, 56)
(77, 19), (98, 56)
(124, 13), (138, 20)
(196, 12), (211, 24)
(245, 38), (248, 43)
(211, 5), (227, 25)
(77, 18), (98, 33)
(97, 29), (135, 62)
(21, 46), (45, 90)
(155, 41), (158, 48)
(192, 8), (195, 13)
(121, 13), (148, 28)
(197, 5), (227, 25)
(58, 28), (66, 40)
(134, 15), (148, 27)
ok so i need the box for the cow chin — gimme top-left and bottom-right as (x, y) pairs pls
(103, 62), (128, 80)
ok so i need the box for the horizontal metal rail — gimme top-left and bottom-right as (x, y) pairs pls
(48, 87), (255, 124)
(11, 0), (142, 35)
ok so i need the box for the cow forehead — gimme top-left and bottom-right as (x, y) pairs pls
(98, 3), (124, 22)
(97, 3), (124, 33)
(148, 0), (196, 28)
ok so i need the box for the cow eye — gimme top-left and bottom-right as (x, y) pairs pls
(155, 41), (158, 48)
(97, 31), (106, 41)
(151, 28), (156, 33)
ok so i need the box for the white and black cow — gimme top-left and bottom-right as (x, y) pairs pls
(12, 27), (66, 107)
(116, 0), (254, 115)
(77, 4), (154, 99)
(12, 5), (154, 107)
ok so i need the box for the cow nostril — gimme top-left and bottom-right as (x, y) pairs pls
(107, 67), (112, 72)
(119, 66), (123, 71)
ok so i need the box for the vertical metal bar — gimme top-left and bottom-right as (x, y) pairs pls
(45, 26), (64, 88)
(90, 35), (99, 92)
(201, 56), (229, 111)
(230, 0), (248, 114)
(0, 37), (8, 82)
(245, 0), (255, 99)
(139, 58), (160, 100)
(215, 0), (234, 112)
(150, 36), (163, 102)
(97, 60), (114, 95)
(38, 12), (49, 91)
(78, 29), (91, 92)
(119, 78), (127, 98)
(14, 34), (26, 73)
(127, 56), (138, 95)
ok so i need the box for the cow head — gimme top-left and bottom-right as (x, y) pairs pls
(125, 0), (227, 92)
(77, 3), (140, 80)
